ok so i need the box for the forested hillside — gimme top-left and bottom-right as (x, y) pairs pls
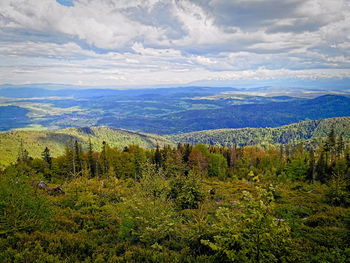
(1, 117), (350, 167)
(170, 117), (350, 147)
(0, 129), (349, 262)
(0, 127), (170, 166)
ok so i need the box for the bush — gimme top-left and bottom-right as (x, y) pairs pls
(0, 169), (53, 235)
(168, 173), (204, 210)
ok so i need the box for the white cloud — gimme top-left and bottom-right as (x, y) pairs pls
(0, 0), (349, 86)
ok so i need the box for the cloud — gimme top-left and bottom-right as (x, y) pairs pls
(0, 0), (349, 86)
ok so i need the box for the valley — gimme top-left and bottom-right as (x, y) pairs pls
(1, 85), (350, 134)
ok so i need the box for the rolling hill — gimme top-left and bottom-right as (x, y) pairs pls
(168, 117), (350, 147)
(1, 116), (350, 167)
(0, 127), (171, 166)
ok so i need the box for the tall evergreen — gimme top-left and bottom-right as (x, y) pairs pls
(182, 143), (191, 164)
(324, 127), (336, 152)
(100, 141), (109, 174)
(316, 151), (328, 183)
(74, 140), (83, 175)
(87, 139), (95, 177)
(279, 144), (284, 161)
(307, 149), (316, 183)
(337, 135), (345, 157)
(154, 144), (162, 169)
(41, 147), (52, 169)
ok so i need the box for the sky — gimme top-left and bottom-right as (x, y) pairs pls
(0, 0), (350, 87)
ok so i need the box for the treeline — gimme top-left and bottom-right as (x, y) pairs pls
(16, 129), (350, 187)
(1, 130), (350, 262)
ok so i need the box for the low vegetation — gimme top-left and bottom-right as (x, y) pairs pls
(0, 128), (349, 262)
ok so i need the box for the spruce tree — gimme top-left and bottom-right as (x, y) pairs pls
(154, 144), (162, 169)
(87, 139), (95, 177)
(74, 140), (83, 174)
(100, 141), (109, 174)
(41, 147), (52, 169)
(337, 135), (345, 157)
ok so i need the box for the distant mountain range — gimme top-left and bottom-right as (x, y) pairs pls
(148, 94), (350, 134)
(0, 86), (236, 98)
(1, 86), (350, 134)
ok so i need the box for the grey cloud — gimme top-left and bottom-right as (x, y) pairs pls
(266, 18), (326, 34)
(191, 0), (348, 36)
(191, 0), (303, 30)
(122, 2), (186, 41)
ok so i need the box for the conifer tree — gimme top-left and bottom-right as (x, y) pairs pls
(87, 139), (95, 177)
(182, 143), (191, 164)
(74, 140), (83, 174)
(100, 141), (109, 174)
(154, 144), (162, 169)
(307, 149), (316, 183)
(324, 128), (336, 152)
(41, 147), (52, 181)
(64, 142), (75, 175)
(41, 147), (52, 169)
(337, 135), (345, 157)
(316, 151), (328, 183)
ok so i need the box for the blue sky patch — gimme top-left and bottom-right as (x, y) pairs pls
(56, 0), (74, 7)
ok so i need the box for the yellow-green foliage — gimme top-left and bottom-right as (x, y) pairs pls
(0, 127), (171, 166)
(2, 175), (348, 262)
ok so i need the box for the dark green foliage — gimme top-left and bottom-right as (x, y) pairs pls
(41, 147), (52, 168)
(154, 144), (163, 169)
(87, 139), (96, 177)
(324, 127), (336, 152)
(285, 156), (309, 180)
(324, 173), (350, 207)
(41, 147), (53, 181)
(100, 141), (109, 174)
(168, 173), (204, 210)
